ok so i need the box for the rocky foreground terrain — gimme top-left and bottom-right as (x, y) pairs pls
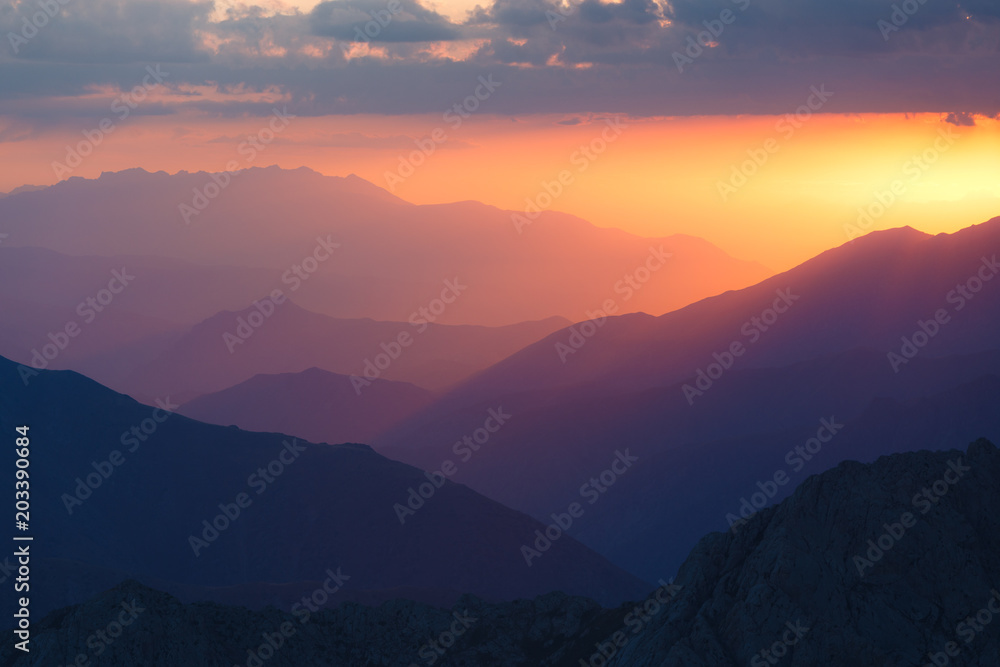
(5, 438), (1000, 666)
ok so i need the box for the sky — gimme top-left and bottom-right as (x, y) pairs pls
(1, 0), (998, 269)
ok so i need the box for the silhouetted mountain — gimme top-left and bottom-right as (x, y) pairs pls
(8, 440), (999, 666)
(0, 184), (46, 199)
(606, 438), (1000, 665)
(180, 367), (434, 445)
(0, 167), (770, 326)
(374, 220), (1000, 581)
(0, 244), (572, 401)
(0, 354), (649, 619)
(438, 219), (1000, 402)
(379, 346), (1000, 580)
(122, 301), (571, 398)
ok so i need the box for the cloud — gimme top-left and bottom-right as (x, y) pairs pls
(0, 0), (998, 121)
(309, 0), (462, 42)
(945, 112), (977, 126)
(467, 0), (557, 29)
(1, 0), (213, 63)
(665, 0), (1000, 57)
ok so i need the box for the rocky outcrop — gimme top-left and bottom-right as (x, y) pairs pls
(608, 438), (1000, 666)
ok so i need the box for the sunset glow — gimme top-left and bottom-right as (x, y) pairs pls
(4, 110), (997, 269)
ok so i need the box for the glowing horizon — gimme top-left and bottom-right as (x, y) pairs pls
(2, 110), (997, 271)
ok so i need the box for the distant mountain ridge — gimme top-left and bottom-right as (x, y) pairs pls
(0, 166), (771, 326)
(120, 300), (572, 399)
(179, 367), (434, 445)
(427, 219), (1000, 402)
(373, 218), (1000, 580)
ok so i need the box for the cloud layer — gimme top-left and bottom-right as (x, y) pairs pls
(0, 0), (998, 121)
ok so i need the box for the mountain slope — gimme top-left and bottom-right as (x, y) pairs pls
(369, 219), (1000, 580)
(122, 301), (571, 398)
(8, 440), (1000, 666)
(607, 438), (1000, 666)
(179, 367), (434, 445)
(437, 219), (1000, 403)
(379, 346), (1000, 580)
(0, 167), (771, 326)
(0, 354), (649, 616)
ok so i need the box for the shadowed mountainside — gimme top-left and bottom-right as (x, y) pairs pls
(7, 440), (999, 666)
(0, 354), (649, 618)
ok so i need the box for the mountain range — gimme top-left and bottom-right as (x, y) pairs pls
(0, 167), (770, 327)
(6, 439), (998, 666)
(0, 354), (648, 619)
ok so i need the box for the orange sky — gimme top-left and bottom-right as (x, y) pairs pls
(3, 111), (998, 270)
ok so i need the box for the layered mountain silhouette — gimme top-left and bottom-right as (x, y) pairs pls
(7, 439), (998, 666)
(372, 219), (1000, 580)
(119, 301), (570, 400)
(0, 246), (572, 402)
(180, 367), (434, 446)
(378, 348), (1000, 581)
(0, 167), (770, 326)
(3, 165), (998, 666)
(0, 354), (648, 619)
(422, 219), (1000, 402)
